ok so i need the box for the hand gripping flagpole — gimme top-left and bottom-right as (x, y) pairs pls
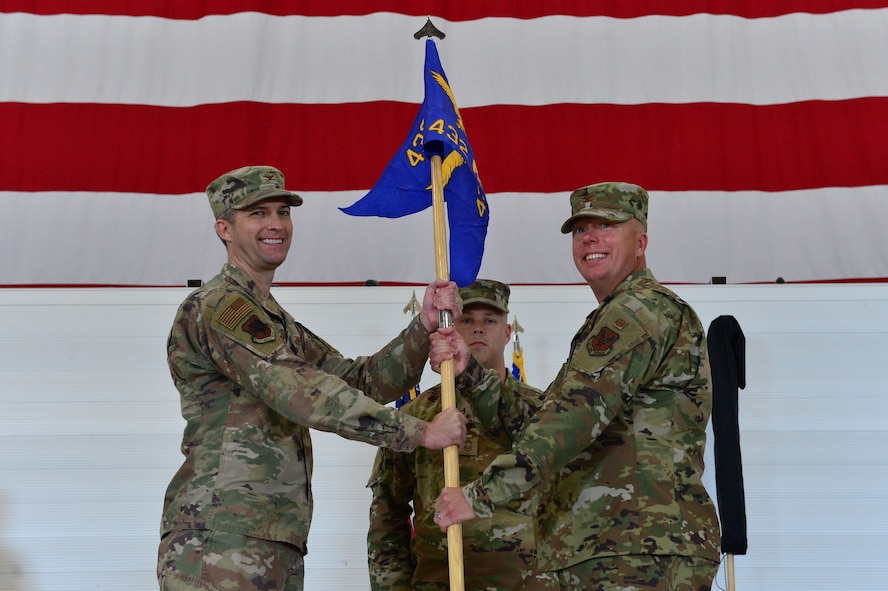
(416, 18), (466, 591)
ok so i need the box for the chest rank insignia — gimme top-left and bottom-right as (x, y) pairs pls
(588, 326), (620, 355)
(243, 315), (275, 344)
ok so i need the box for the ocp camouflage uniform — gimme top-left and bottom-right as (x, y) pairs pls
(367, 376), (557, 591)
(458, 268), (721, 583)
(159, 263), (432, 586)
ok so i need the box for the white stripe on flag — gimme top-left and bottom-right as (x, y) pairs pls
(2, 10), (887, 106)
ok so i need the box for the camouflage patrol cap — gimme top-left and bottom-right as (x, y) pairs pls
(559, 182), (648, 233)
(206, 165), (303, 219)
(459, 279), (510, 314)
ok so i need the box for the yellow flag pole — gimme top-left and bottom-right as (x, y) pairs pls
(430, 152), (465, 591)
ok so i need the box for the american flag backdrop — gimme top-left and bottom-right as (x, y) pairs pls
(2, 1), (887, 286)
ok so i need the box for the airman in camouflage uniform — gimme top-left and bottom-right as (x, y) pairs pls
(367, 280), (557, 591)
(157, 165), (467, 591)
(431, 183), (721, 591)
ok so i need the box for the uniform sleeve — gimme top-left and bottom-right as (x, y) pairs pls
(457, 363), (547, 443)
(366, 446), (417, 591)
(203, 292), (427, 451)
(463, 305), (657, 515)
(297, 315), (431, 406)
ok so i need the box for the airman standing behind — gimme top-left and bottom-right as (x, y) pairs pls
(368, 279), (555, 591)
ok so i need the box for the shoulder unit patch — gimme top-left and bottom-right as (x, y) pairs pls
(587, 326), (620, 355)
(242, 314), (275, 344)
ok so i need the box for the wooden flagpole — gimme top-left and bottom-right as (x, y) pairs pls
(414, 19), (465, 589)
(430, 152), (465, 591)
(727, 553), (736, 591)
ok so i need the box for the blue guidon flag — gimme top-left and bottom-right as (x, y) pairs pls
(341, 39), (488, 287)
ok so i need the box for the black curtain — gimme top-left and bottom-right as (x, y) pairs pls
(707, 315), (748, 555)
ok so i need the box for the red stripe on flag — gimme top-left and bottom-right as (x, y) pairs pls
(469, 99), (888, 193)
(3, 1), (887, 19)
(2, 98), (886, 194)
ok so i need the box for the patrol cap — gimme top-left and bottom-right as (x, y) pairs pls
(559, 182), (648, 234)
(459, 279), (510, 314)
(206, 165), (303, 219)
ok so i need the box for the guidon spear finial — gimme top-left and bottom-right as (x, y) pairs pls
(414, 17), (445, 40)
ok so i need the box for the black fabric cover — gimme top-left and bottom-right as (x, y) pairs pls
(707, 315), (748, 555)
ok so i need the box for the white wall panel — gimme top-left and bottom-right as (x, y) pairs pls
(1, 284), (886, 590)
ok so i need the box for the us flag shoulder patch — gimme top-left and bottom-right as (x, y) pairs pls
(216, 296), (252, 330)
